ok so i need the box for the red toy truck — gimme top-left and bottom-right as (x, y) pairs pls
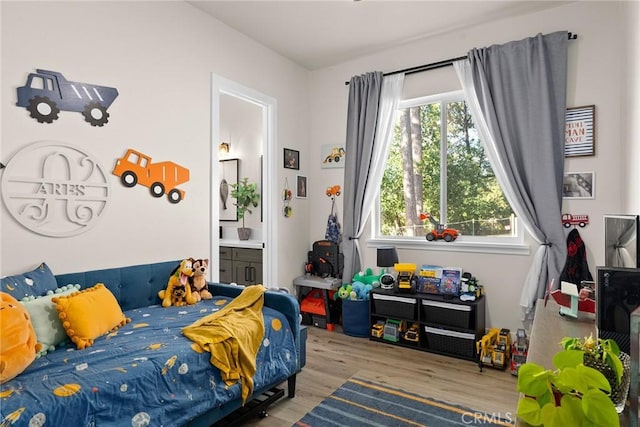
(561, 214), (589, 228)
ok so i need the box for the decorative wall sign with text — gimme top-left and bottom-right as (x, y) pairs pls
(16, 69), (119, 127)
(564, 105), (595, 157)
(1, 141), (110, 237)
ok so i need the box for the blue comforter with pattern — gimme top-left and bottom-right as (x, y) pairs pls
(0, 296), (296, 427)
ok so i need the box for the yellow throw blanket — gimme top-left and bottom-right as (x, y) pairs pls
(182, 285), (266, 404)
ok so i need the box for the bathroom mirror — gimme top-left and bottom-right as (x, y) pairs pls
(604, 214), (640, 268)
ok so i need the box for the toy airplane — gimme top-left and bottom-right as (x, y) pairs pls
(549, 280), (595, 317)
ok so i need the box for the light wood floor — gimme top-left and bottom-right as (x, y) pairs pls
(245, 325), (520, 426)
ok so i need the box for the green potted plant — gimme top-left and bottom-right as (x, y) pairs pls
(230, 177), (260, 240)
(516, 334), (622, 426)
(560, 334), (631, 412)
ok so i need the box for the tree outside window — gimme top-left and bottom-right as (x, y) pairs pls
(378, 91), (515, 239)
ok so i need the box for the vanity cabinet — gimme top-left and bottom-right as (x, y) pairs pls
(219, 246), (262, 286)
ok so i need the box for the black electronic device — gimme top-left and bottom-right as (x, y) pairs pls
(307, 240), (343, 278)
(596, 266), (640, 354)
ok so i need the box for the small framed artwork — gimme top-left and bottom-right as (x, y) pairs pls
(563, 171), (595, 199)
(219, 159), (238, 221)
(321, 144), (346, 168)
(284, 148), (299, 170)
(565, 105), (595, 157)
(296, 175), (307, 198)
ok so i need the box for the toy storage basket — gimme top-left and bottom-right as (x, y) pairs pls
(342, 299), (370, 338)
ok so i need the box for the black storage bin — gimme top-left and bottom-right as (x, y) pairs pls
(422, 300), (472, 329)
(424, 326), (477, 360)
(372, 293), (417, 319)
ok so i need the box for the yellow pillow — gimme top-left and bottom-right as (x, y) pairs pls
(53, 284), (130, 349)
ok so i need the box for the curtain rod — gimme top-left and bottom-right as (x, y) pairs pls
(344, 31), (577, 85)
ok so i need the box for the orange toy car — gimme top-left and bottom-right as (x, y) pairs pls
(326, 185), (341, 197)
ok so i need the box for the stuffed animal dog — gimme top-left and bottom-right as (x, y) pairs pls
(158, 259), (196, 307)
(190, 258), (212, 301)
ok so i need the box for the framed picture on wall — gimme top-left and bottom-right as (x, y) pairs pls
(563, 171), (595, 199)
(219, 158), (238, 221)
(321, 144), (346, 168)
(284, 148), (299, 170)
(565, 105), (595, 157)
(296, 175), (307, 198)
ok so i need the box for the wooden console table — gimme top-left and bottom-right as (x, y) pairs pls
(516, 299), (636, 426)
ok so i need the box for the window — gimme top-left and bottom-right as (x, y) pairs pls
(376, 91), (519, 245)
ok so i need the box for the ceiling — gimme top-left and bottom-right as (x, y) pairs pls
(188, 1), (568, 70)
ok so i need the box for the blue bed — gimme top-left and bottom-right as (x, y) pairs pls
(0, 260), (304, 427)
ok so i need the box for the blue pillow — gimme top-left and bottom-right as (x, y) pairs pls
(1, 263), (58, 300)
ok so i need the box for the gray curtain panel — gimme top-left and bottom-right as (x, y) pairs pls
(466, 31), (569, 313)
(342, 72), (383, 282)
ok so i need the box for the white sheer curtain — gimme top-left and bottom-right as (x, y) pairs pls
(342, 73), (404, 280)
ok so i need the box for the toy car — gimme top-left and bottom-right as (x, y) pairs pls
(395, 263), (417, 293)
(371, 321), (384, 338)
(510, 328), (529, 376)
(477, 327), (511, 371)
(383, 319), (405, 342)
(404, 323), (420, 342)
(326, 185), (341, 197)
(420, 213), (459, 242)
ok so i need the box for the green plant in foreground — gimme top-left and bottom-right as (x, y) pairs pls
(516, 337), (620, 426)
(230, 177), (259, 228)
(560, 333), (624, 385)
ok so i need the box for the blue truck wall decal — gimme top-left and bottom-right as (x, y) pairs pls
(16, 69), (119, 127)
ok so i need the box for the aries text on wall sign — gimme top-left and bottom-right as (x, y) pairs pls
(1, 141), (110, 237)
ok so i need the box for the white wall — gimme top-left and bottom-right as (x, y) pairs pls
(0, 1), (309, 288)
(308, 1), (631, 333)
(622, 0), (640, 213)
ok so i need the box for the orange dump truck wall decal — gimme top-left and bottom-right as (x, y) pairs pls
(112, 149), (189, 203)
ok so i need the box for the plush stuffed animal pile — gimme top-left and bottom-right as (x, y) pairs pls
(351, 282), (373, 300)
(158, 259), (197, 307)
(352, 268), (383, 287)
(0, 292), (42, 384)
(189, 258), (212, 301)
(334, 283), (353, 300)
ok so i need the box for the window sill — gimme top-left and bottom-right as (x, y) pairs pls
(367, 237), (530, 256)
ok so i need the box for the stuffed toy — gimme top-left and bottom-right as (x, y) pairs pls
(351, 281), (373, 300)
(189, 258), (212, 301)
(158, 259), (196, 307)
(0, 292), (42, 384)
(334, 283), (354, 300)
(352, 268), (383, 287)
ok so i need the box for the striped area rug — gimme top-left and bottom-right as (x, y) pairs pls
(294, 377), (515, 427)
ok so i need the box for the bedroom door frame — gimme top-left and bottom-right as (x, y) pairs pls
(210, 74), (277, 287)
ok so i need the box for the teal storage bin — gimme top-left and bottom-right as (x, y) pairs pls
(342, 299), (371, 337)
